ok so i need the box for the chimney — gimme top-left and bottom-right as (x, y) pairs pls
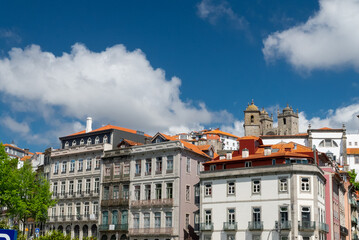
(264, 147), (271, 156)
(242, 148), (249, 158)
(86, 117), (92, 133)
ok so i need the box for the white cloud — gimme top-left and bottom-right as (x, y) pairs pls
(221, 120), (244, 137)
(298, 103), (359, 133)
(263, 0), (359, 71)
(0, 43), (231, 143)
(197, 0), (247, 29)
(1, 116), (30, 135)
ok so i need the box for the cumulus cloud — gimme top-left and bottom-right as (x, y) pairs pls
(0, 43), (232, 144)
(1, 116), (30, 135)
(197, 0), (247, 29)
(263, 0), (359, 71)
(221, 120), (244, 137)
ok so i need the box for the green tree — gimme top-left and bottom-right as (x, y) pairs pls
(348, 169), (359, 190)
(0, 143), (56, 232)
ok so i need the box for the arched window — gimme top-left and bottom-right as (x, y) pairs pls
(65, 141), (69, 149)
(80, 139), (85, 145)
(112, 210), (118, 224)
(103, 135), (108, 144)
(87, 138), (92, 145)
(102, 211), (108, 225)
(283, 118), (286, 125)
(95, 136), (100, 144)
(72, 140), (77, 146)
(250, 115), (254, 123)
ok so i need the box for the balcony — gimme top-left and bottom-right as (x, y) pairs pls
(48, 216), (57, 222)
(319, 223), (329, 233)
(340, 226), (348, 236)
(131, 199), (173, 208)
(223, 222), (237, 231)
(248, 221), (263, 231)
(298, 221), (316, 231)
(200, 223), (213, 231)
(276, 221), (291, 230)
(128, 227), (173, 236)
(99, 224), (128, 231)
(101, 199), (129, 207)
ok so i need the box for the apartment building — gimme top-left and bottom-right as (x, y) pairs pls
(200, 137), (329, 240)
(99, 132), (211, 240)
(46, 118), (150, 239)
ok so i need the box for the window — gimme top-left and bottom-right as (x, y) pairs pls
(155, 184), (162, 199)
(114, 164), (120, 177)
(69, 181), (74, 195)
(52, 207), (56, 217)
(62, 161), (67, 173)
(145, 159), (152, 175)
(87, 138), (91, 145)
(95, 136), (99, 144)
(123, 185), (129, 199)
(301, 207), (311, 223)
(86, 179), (91, 194)
(133, 213), (139, 228)
(185, 214), (190, 228)
(155, 212), (161, 228)
(301, 177), (310, 191)
(228, 209), (235, 224)
(227, 235), (235, 240)
(186, 157), (191, 173)
(210, 165), (216, 171)
(76, 203), (81, 217)
(103, 135), (108, 144)
(70, 160), (75, 172)
(205, 183), (212, 197)
(112, 210), (118, 224)
(65, 141), (69, 148)
(54, 161), (59, 174)
(166, 183), (173, 199)
(135, 160), (141, 175)
(102, 211), (108, 225)
(95, 156), (100, 169)
(93, 202), (98, 215)
(165, 212), (172, 227)
(72, 140), (76, 146)
(167, 156), (173, 172)
(86, 157), (92, 170)
(280, 206), (288, 225)
(123, 163), (130, 175)
(104, 166), (111, 177)
(145, 185), (151, 200)
(103, 186), (109, 200)
(94, 178), (99, 193)
(134, 186), (141, 200)
(78, 159), (83, 172)
(84, 202), (90, 216)
(355, 157), (359, 164)
(156, 157), (162, 173)
(144, 213), (150, 228)
(80, 139), (84, 145)
(227, 182), (235, 195)
(77, 180), (82, 194)
(252, 180), (260, 194)
(186, 185), (190, 201)
(272, 159), (276, 165)
(245, 161), (252, 168)
(279, 178), (288, 192)
(113, 186), (119, 199)
(205, 210), (212, 224)
(197, 162), (201, 175)
(349, 142), (352, 146)
(53, 182), (58, 196)
(61, 181), (66, 195)
(67, 205), (72, 217)
(253, 208), (261, 223)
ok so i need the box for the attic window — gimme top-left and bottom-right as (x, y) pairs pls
(65, 141), (69, 148)
(80, 139), (84, 145)
(103, 135), (108, 144)
(272, 149), (279, 153)
(95, 136), (99, 144)
(72, 140), (76, 146)
(87, 138), (91, 145)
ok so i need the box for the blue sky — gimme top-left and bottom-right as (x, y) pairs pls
(1, 0), (359, 152)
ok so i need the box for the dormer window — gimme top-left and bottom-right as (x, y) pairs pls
(80, 139), (84, 145)
(72, 140), (76, 146)
(87, 138), (92, 145)
(103, 135), (108, 144)
(65, 141), (69, 149)
(95, 136), (99, 144)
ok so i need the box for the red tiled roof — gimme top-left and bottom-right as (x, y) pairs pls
(180, 141), (211, 159)
(121, 139), (143, 146)
(319, 127), (332, 130)
(204, 129), (240, 139)
(197, 145), (212, 151)
(67, 124), (152, 138)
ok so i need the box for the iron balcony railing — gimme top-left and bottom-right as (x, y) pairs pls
(298, 221), (316, 231)
(130, 198), (173, 208)
(276, 221), (291, 230)
(200, 223), (213, 231)
(248, 221), (263, 230)
(128, 227), (173, 236)
(99, 224), (128, 231)
(223, 222), (237, 231)
(101, 198), (130, 207)
(319, 222), (329, 232)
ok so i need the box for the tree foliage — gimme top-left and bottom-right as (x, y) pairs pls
(0, 143), (56, 231)
(348, 169), (359, 191)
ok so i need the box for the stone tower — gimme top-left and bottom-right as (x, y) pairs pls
(277, 104), (299, 135)
(260, 108), (275, 135)
(244, 100), (261, 136)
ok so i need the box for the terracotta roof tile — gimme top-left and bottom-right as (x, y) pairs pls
(204, 129), (240, 139)
(67, 124), (151, 138)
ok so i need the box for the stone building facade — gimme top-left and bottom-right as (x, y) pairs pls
(243, 101), (299, 137)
